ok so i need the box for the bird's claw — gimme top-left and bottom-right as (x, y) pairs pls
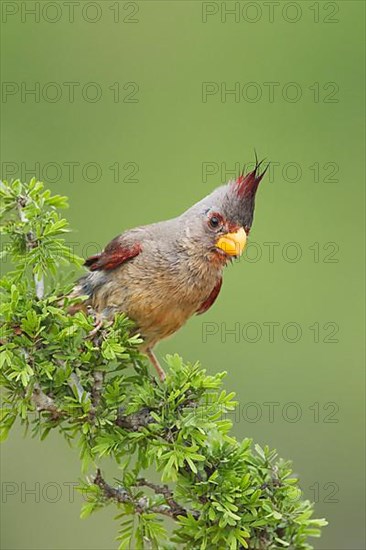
(87, 319), (104, 339)
(86, 308), (108, 339)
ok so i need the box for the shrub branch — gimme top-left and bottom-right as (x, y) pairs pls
(0, 179), (327, 550)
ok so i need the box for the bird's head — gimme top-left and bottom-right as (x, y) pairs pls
(183, 160), (268, 263)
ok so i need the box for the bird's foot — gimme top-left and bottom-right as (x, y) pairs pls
(86, 309), (106, 339)
(146, 348), (166, 381)
(87, 320), (104, 339)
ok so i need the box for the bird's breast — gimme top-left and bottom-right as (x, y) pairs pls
(90, 248), (222, 346)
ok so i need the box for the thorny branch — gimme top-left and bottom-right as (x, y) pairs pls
(91, 370), (104, 408)
(116, 407), (153, 430)
(32, 383), (62, 419)
(16, 195), (44, 300)
(136, 478), (190, 518)
(93, 469), (189, 519)
(31, 385), (155, 430)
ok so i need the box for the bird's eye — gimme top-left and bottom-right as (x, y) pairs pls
(208, 215), (222, 229)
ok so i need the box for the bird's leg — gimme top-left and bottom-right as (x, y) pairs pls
(87, 308), (104, 338)
(146, 348), (166, 381)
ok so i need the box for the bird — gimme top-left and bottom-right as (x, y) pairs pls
(71, 160), (267, 380)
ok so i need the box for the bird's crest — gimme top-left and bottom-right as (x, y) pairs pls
(234, 157), (269, 198)
(218, 155), (268, 232)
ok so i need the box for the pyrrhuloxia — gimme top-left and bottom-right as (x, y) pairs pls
(72, 161), (267, 379)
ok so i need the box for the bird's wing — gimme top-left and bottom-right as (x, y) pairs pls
(196, 277), (223, 315)
(84, 234), (142, 271)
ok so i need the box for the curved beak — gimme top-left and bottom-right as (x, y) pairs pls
(216, 227), (247, 257)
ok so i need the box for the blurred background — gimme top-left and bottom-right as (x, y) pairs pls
(1, 1), (365, 548)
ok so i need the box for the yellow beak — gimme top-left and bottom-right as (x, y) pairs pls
(216, 227), (247, 257)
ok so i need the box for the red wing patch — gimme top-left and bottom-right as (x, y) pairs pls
(84, 239), (141, 272)
(196, 277), (223, 315)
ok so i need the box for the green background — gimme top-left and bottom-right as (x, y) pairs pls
(1, 1), (365, 548)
